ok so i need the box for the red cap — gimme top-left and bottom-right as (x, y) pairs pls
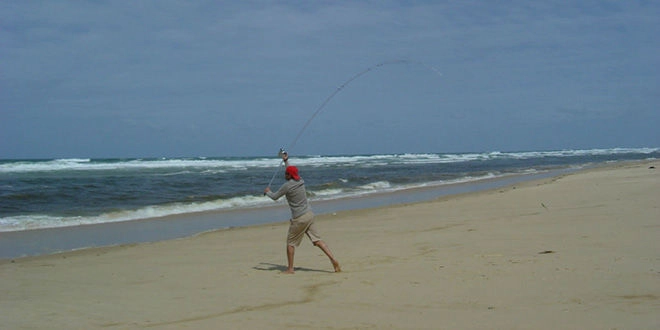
(285, 166), (301, 180)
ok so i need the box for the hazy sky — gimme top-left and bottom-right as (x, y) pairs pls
(2, 1), (658, 158)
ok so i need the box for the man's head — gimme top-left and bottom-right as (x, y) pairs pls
(285, 166), (301, 181)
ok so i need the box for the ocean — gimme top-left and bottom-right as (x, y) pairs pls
(1, 147), (657, 234)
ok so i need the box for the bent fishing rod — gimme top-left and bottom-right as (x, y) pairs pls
(265, 59), (441, 189)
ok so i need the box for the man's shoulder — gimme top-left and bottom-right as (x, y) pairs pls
(286, 179), (305, 189)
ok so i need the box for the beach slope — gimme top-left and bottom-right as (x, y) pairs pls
(1, 161), (658, 329)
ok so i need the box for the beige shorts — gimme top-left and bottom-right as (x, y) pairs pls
(287, 211), (321, 247)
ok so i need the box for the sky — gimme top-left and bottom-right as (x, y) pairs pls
(1, 1), (658, 158)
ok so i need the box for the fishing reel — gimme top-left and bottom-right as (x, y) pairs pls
(278, 148), (288, 161)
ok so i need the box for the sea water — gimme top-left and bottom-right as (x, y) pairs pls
(1, 147), (658, 233)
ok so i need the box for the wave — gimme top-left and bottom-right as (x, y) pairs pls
(0, 158), (275, 174)
(0, 171), (512, 232)
(1, 147), (657, 174)
(0, 194), (272, 232)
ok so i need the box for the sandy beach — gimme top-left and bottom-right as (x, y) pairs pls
(1, 161), (658, 329)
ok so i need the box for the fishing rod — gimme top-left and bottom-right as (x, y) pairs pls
(266, 59), (442, 188)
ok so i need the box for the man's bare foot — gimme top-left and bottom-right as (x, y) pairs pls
(282, 269), (295, 274)
(332, 260), (341, 273)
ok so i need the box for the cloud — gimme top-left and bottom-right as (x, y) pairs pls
(1, 1), (658, 157)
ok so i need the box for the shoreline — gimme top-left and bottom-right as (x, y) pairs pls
(1, 160), (657, 329)
(0, 164), (589, 260)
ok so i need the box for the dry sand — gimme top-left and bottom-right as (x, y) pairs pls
(1, 161), (658, 329)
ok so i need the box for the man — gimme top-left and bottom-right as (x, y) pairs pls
(264, 153), (341, 274)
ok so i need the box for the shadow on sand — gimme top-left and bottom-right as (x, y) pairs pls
(253, 262), (333, 274)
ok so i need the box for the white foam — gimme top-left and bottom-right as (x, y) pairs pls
(358, 181), (392, 190)
(2, 147), (658, 174)
(0, 194), (278, 232)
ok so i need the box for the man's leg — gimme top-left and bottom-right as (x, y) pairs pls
(314, 240), (341, 272)
(284, 245), (295, 274)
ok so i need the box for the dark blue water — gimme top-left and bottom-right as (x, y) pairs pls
(1, 148), (658, 232)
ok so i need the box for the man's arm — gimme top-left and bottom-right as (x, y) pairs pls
(265, 183), (287, 200)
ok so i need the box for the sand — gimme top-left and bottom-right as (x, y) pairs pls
(1, 161), (658, 329)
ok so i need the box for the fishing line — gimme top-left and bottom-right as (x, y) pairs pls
(266, 59), (442, 188)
